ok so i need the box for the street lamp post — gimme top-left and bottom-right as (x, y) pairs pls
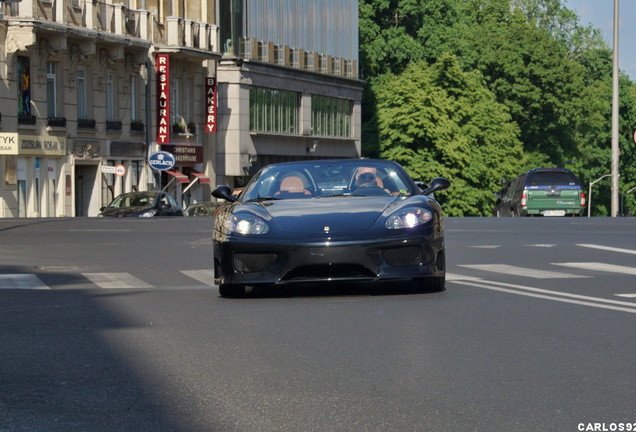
(588, 174), (612, 217)
(611, 0), (620, 216)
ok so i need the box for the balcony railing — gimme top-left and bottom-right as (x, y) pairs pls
(77, 118), (96, 129)
(6, 0), (219, 53)
(106, 121), (122, 132)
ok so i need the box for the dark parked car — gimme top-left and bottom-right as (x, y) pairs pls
(99, 191), (184, 217)
(184, 201), (221, 217)
(493, 167), (586, 217)
(211, 159), (451, 297)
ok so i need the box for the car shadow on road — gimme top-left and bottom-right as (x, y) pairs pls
(236, 280), (445, 299)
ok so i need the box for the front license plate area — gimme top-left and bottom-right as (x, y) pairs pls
(543, 210), (566, 216)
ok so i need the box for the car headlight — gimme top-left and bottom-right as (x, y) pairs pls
(385, 208), (432, 229)
(224, 215), (270, 235)
(139, 209), (157, 217)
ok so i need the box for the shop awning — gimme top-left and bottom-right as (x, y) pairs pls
(165, 170), (189, 183)
(189, 170), (211, 184)
(183, 170), (211, 193)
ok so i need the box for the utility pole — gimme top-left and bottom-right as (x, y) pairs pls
(611, 0), (620, 217)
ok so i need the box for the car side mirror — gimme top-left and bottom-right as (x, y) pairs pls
(212, 185), (238, 202)
(421, 177), (451, 195)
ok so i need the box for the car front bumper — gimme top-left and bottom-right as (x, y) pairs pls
(213, 232), (445, 286)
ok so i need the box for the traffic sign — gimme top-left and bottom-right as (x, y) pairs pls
(115, 164), (126, 177)
(148, 151), (176, 171)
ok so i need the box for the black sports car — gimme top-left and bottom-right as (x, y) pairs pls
(99, 191), (184, 217)
(211, 159), (450, 297)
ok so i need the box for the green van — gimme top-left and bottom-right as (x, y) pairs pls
(493, 168), (586, 217)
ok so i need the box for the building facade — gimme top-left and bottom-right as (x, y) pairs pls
(0, 0), (362, 217)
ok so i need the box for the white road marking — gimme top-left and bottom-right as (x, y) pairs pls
(553, 262), (636, 275)
(578, 244), (636, 255)
(468, 245), (501, 249)
(616, 294), (636, 298)
(450, 278), (636, 314)
(446, 273), (484, 281)
(526, 244), (557, 248)
(181, 269), (215, 286)
(458, 264), (588, 279)
(83, 273), (153, 289)
(0, 274), (49, 289)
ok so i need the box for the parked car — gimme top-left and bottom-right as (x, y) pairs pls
(184, 201), (221, 217)
(211, 159), (451, 297)
(493, 167), (586, 217)
(99, 191), (184, 217)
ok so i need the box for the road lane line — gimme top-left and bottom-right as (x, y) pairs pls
(578, 244), (636, 255)
(449, 279), (636, 314)
(0, 274), (49, 289)
(458, 264), (588, 279)
(553, 262), (636, 275)
(83, 273), (153, 289)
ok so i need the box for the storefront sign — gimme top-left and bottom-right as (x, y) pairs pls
(0, 133), (67, 156)
(206, 77), (217, 133)
(156, 54), (170, 144)
(148, 151), (176, 171)
(160, 144), (203, 165)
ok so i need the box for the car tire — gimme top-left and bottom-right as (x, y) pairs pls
(219, 284), (246, 298)
(414, 274), (445, 293)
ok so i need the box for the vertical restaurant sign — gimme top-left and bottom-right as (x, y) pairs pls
(156, 54), (170, 143)
(206, 77), (217, 133)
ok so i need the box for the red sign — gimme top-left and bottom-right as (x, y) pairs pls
(156, 54), (170, 143)
(205, 77), (217, 133)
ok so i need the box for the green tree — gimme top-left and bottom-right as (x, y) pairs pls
(374, 55), (528, 216)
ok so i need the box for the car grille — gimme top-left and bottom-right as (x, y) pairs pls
(282, 264), (376, 281)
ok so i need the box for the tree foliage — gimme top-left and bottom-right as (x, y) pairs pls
(359, 0), (636, 216)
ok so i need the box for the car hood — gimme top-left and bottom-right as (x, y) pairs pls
(259, 196), (399, 233)
(100, 206), (151, 217)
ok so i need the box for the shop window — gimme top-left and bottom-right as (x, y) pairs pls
(311, 95), (352, 138)
(249, 87), (299, 135)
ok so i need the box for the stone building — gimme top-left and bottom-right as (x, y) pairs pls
(0, 0), (362, 217)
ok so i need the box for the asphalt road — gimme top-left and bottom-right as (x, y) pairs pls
(1, 216), (635, 432)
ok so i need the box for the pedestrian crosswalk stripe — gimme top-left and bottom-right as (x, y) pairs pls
(0, 274), (49, 289)
(553, 262), (636, 275)
(458, 264), (589, 279)
(82, 273), (154, 289)
(578, 244), (636, 255)
(181, 270), (215, 286)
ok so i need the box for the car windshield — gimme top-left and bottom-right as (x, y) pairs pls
(109, 193), (158, 208)
(527, 171), (581, 186)
(241, 160), (417, 201)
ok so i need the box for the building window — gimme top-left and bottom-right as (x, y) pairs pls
(46, 62), (57, 117)
(106, 71), (114, 121)
(311, 95), (352, 138)
(249, 87), (299, 135)
(17, 57), (32, 121)
(130, 75), (138, 122)
(77, 68), (88, 120)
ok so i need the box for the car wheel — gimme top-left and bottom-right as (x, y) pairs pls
(413, 274), (446, 292)
(219, 284), (246, 298)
